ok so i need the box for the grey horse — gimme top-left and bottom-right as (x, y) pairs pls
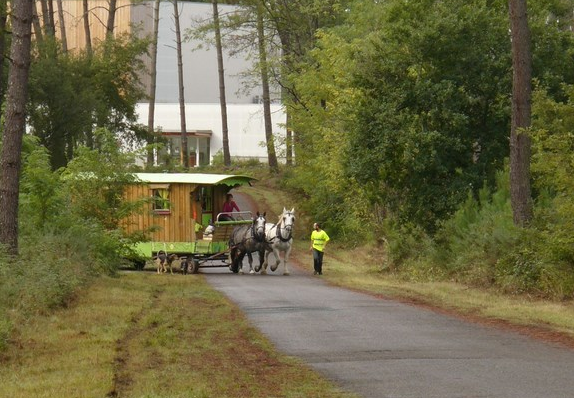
(228, 212), (266, 274)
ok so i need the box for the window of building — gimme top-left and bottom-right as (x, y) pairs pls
(159, 134), (211, 167)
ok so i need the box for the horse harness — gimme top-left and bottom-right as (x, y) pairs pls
(267, 214), (294, 243)
(232, 217), (266, 247)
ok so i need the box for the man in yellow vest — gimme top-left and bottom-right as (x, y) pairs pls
(310, 222), (330, 275)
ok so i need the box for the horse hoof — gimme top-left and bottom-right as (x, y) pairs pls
(283, 271), (290, 276)
(270, 265), (278, 272)
(249, 270), (255, 274)
(261, 270), (267, 275)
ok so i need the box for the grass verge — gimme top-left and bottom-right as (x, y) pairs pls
(0, 273), (356, 398)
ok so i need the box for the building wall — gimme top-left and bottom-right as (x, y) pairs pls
(50, 1), (275, 104)
(132, 1), (276, 104)
(136, 103), (286, 164)
(48, 0), (132, 51)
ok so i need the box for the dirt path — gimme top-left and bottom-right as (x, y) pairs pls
(232, 190), (267, 215)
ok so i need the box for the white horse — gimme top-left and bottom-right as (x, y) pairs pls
(258, 208), (295, 275)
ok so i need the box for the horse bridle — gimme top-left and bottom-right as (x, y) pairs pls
(276, 212), (294, 242)
(251, 215), (266, 243)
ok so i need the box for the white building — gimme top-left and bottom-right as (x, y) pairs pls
(135, 103), (285, 166)
(132, 1), (285, 166)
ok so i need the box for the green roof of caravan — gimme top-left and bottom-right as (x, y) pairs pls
(134, 173), (256, 186)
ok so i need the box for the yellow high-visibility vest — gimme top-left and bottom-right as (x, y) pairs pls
(311, 230), (330, 252)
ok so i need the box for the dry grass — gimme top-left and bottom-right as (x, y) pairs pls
(0, 273), (356, 398)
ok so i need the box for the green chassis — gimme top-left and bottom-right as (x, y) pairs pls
(133, 219), (253, 273)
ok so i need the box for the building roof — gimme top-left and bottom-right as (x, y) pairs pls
(135, 173), (256, 187)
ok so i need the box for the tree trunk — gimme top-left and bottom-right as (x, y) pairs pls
(257, 3), (278, 172)
(0, 0), (9, 101)
(39, 0), (54, 36)
(173, 0), (188, 168)
(82, 0), (92, 55)
(285, 113), (293, 166)
(509, 0), (533, 226)
(47, 0), (55, 34)
(147, 0), (160, 167)
(106, 0), (117, 38)
(213, 0), (231, 167)
(0, 0), (33, 255)
(279, 35), (293, 167)
(56, 0), (67, 52)
(32, 1), (44, 45)
(272, 3), (295, 167)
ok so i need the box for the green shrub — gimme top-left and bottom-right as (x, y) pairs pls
(382, 220), (434, 271)
(211, 149), (225, 166)
(233, 157), (262, 168)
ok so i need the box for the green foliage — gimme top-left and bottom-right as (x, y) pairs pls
(530, 1), (574, 99)
(384, 162), (574, 299)
(287, 0), (514, 234)
(0, 131), (150, 351)
(0, 248), (13, 351)
(434, 170), (519, 282)
(0, 311), (10, 352)
(381, 220), (436, 275)
(287, 0), (574, 239)
(28, 42), (94, 169)
(284, 23), (370, 241)
(0, 224), (125, 321)
(346, 0), (511, 233)
(21, 145), (63, 230)
(61, 128), (140, 230)
(28, 34), (149, 170)
(378, 1), (574, 298)
(211, 149), (225, 167)
(494, 227), (574, 299)
(91, 32), (150, 137)
(397, 81), (574, 299)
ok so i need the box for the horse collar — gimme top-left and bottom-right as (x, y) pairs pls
(276, 224), (292, 242)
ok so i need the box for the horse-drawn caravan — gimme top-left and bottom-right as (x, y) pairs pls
(123, 172), (257, 273)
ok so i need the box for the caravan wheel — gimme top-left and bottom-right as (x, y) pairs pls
(191, 258), (200, 274)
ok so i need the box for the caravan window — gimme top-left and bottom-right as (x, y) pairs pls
(152, 188), (171, 214)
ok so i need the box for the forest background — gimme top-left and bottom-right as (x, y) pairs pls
(1, 0), (574, 352)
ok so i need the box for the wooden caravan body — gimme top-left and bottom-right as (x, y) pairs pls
(123, 173), (255, 257)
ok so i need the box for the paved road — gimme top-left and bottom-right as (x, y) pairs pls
(213, 190), (574, 397)
(204, 263), (574, 398)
